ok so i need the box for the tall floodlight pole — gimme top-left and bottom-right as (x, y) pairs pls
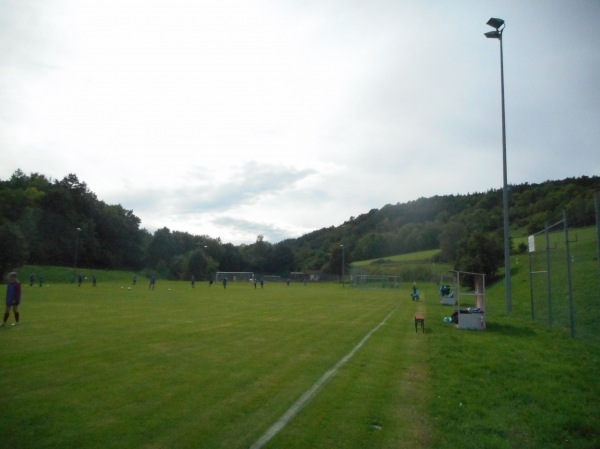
(485, 17), (512, 313)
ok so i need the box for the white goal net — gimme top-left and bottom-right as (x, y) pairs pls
(215, 272), (254, 282)
(351, 275), (401, 289)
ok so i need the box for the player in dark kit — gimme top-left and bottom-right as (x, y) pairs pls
(3, 272), (21, 326)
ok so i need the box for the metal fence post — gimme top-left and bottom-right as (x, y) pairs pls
(563, 209), (575, 338)
(528, 243), (535, 321)
(545, 224), (553, 327)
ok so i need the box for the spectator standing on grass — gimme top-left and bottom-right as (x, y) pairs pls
(411, 282), (419, 301)
(132, 274), (137, 286)
(149, 274), (156, 290)
(2, 272), (21, 327)
(92, 274), (97, 287)
(29, 274), (35, 286)
(78, 274), (83, 287)
(222, 277), (227, 289)
(191, 275), (195, 288)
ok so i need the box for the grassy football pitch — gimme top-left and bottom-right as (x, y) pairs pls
(1, 281), (430, 449)
(2, 276), (599, 449)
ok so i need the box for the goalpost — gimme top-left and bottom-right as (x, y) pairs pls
(351, 275), (401, 289)
(262, 275), (281, 282)
(215, 272), (254, 282)
(290, 272), (307, 283)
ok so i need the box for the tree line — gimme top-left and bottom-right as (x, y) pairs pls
(1, 169), (598, 283)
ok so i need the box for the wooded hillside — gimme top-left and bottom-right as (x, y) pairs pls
(1, 169), (598, 282)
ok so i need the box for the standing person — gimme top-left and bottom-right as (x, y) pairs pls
(29, 273), (35, 286)
(222, 277), (227, 289)
(78, 274), (83, 287)
(2, 272), (21, 326)
(191, 275), (195, 288)
(411, 282), (419, 301)
(92, 274), (97, 287)
(149, 274), (156, 290)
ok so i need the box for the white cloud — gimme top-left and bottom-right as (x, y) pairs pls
(1, 0), (599, 244)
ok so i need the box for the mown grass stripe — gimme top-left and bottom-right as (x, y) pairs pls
(250, 306), (399, 449)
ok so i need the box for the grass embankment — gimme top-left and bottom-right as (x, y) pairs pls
(426, 299), (599, 449)
(352, 249), (441, 266)
(426, 225), (600, 448)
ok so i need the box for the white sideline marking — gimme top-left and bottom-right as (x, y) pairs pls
(250, 307), (398, 449)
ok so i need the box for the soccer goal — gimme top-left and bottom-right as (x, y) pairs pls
(215, 272), (254, 282)
(262, 275), (281, 282)
(290, 272), (307, 283)
(351, 275), (401, 289)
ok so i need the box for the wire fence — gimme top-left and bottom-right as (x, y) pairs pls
(528, 205), (600, 344)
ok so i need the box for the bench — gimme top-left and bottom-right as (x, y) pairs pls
(415, 313), (425, 333)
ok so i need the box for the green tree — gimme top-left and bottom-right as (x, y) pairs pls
(241, 235), (272, 273)
(438, 221), (465, 262)
(327, 244), (348, 280)
(0, 221), (28, 278)
(455, 230), (504, 285)
(294, 247), (328, 272)
(270, 243), (295, 275)
(219, 243), (246, 272)
(187, 248), (218, 280)
(146, 227), (174, 269)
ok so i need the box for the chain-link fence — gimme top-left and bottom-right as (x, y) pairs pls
(528, 207), (600, 344)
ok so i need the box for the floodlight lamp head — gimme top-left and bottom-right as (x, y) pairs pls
(484, 30), (501, 39)
(486, 17), (505, 29)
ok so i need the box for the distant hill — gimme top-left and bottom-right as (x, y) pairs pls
(2, 170), (599, 280)
(284, 176), (600, 270)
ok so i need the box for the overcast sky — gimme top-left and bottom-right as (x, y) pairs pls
(1, 0), (598, 244)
